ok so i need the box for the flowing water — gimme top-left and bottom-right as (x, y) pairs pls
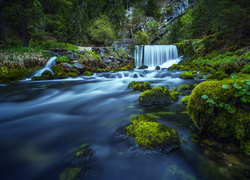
(0, 69), (248, 180)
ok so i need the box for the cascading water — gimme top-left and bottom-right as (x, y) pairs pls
(135, 45), (180, 68)
(33, 56), (57, 77)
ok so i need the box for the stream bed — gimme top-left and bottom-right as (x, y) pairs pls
(0, 69), (248, 180)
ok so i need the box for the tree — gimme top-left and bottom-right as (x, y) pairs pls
(135, 30), (150, 45)
(89, 15), (116, 46)
(145, 0), (159, 18)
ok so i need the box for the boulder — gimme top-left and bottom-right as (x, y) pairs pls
(61, 63), (73, 72)
(128, 81), (152, 91)
(179, 72), (194, 79)
(125, 115), (181, 152)
(138, 65), (148, 69)
(155, 66), (160, 70)
(73, 61), (85, 73)
(139, 86), (171, 105)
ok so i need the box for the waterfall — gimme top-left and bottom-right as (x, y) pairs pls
(135, 45), (179, 68)
(134, 45), (144, 68)
(33, 56), (57, 77)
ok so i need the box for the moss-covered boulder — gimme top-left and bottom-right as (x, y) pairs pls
(138, 65), (148, 69)
(197, 75), (203, 79)
(179, 72), (194, 79)
(125, 115), (181, 152)
(31, 71), (54, 81)
(83, 71), (93, 76)
(128, 81), (152, 91)
(206, 71), (229, 80)
(52, 65), (70, 79)
(168, 64), (189, 71)
(155, 66), (160, 70)
(179, 84), (190, 90)
(170, 91), (179, 101)
(139, 86), (171, 105)
(187, 79), (250, 154)
(181, 96), (190, 105)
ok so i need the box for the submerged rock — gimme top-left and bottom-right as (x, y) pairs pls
(139, 86), (171, 105)
(125, 115), (181, 153)
(128, 81), (152, 91)
(59, 145), (97, 180)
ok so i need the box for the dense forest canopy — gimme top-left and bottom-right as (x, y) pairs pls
(0, 0), (249, 48)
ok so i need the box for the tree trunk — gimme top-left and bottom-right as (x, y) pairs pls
(0, 8), (6, 45)
(21, 16), (30, 47)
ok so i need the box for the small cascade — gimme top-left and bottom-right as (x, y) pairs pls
(116, 72), (125, 79)
(134, 45), (179, 68)
(33, 57), (57, 77)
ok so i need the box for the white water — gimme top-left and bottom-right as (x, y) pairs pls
(135, 45), (179, 68)
(33, 56), (57, 77)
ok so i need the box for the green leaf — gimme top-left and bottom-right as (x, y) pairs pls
(222, 84), (230, 89)
(209, 103), (214, 107)
(228, 106), (236, 114)
(224, 104), (231, 110)
(230, 73), (237, 79)
(240, 96), (248, 103)
(201, 95), (209, 100)
(207, 108), (214, 114)
(233, 83), (242, 90)
(246, 91), (250, 95)
(247, 81), (250, 86)
(206, 98), (214, 103)
(242, 84), (249, 90)
(219, 102), (224, 107)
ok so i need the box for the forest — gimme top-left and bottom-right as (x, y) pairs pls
(0, 0), (249, 180)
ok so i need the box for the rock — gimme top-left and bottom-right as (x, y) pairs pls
(197, 75), (203, 79)
(73, 61), (85, 73)
(155, 66), (160, 70)
(41, 71), (54, 79)
(181, 96), (190, 105)
(125, 115), (181, 152)
(187, 79), (250, 154)
(139, 86), (171, 105)
(103, 59), (112, 64)
(179, 72), (194, 79)
(109, 56), (114, 60)
(83, 71), (93, 76)
(170, 91), (179, 101)
(138, 65), (148, 69)
(61, 63), (73, 72)
(128, 81), (152, 91)
(179, 84), (190, 90)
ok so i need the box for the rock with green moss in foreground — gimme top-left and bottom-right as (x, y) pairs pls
(181, 96), (190, 105)
(125, 115), (181, 152)
(187, 79), (250, 154)
(139, 86), (171, 105)
(179, 72), (194, 79)
(170, 91), (179, 101)
(206, 71), (229, 80)
(128, 81), (152, 91)
(138, 65), (148, 69)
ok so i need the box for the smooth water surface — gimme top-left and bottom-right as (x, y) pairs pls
(0, 70), (247, 180)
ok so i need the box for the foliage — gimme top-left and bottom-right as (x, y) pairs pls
(170, 91), (179, 101)
(145, 20), (159, 38)
(89, 15), (116, 46)
(181, 96), (190, 105)
(135, 30), (150, 45)
(241, 63), (250, 74)
(56, 56), (70, 63)
(145, 0), (160, 19)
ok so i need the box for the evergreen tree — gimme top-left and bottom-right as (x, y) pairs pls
(145, 0), (159, 18)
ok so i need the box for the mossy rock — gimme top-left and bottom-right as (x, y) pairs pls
(125, 115), (180, 152)
(197, 75), (203, 79)
(68, 72), (78, 77)
(52, 65), (70, 79)
(179, 84), (190, 90)
(128, 81), (152, 91)
(187, 80), (250, 154)
(181, 96), (190, 105)
(206, 71), (229, 80)
(41, 71), (54, 79)
(31, 76), (44, 81)
(192, 70), (197, 74)
(170, 91), (179, 101)
(168, 64), (189, 71)
(83, 71), (93, 76)
(138, 65), (148, 69)
(179, 72), (194, 79)
(59, 145), (96, 180)
(139, 86), (171, 105)
(120, 64), (134, 71)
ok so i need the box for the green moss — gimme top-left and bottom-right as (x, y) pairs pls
(168, 64), (190, 71)
(187, 80), (250, 154)
(206, 71), (229, 80)
(128, 81), (152, 91)
(197, 75), (203, 79)
(139, 86), (171, 105)
(59, 167), (82, 180)
(181, 96), (190, 105)
(170, 91), (179, 101)
(83, 71), (93, 76)
(241, 63), (250, 74)
(192, 70), (197, 74)
(51, 65), (70, 79)
(68, 72), (78, 77)
(56, 56), (70, 63)
(179, 84), (190, 90)
(179, 72), (194, 79)
(125, 115), (180, 151)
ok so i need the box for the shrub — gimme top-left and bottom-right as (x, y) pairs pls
(56, 56), (70, 63)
